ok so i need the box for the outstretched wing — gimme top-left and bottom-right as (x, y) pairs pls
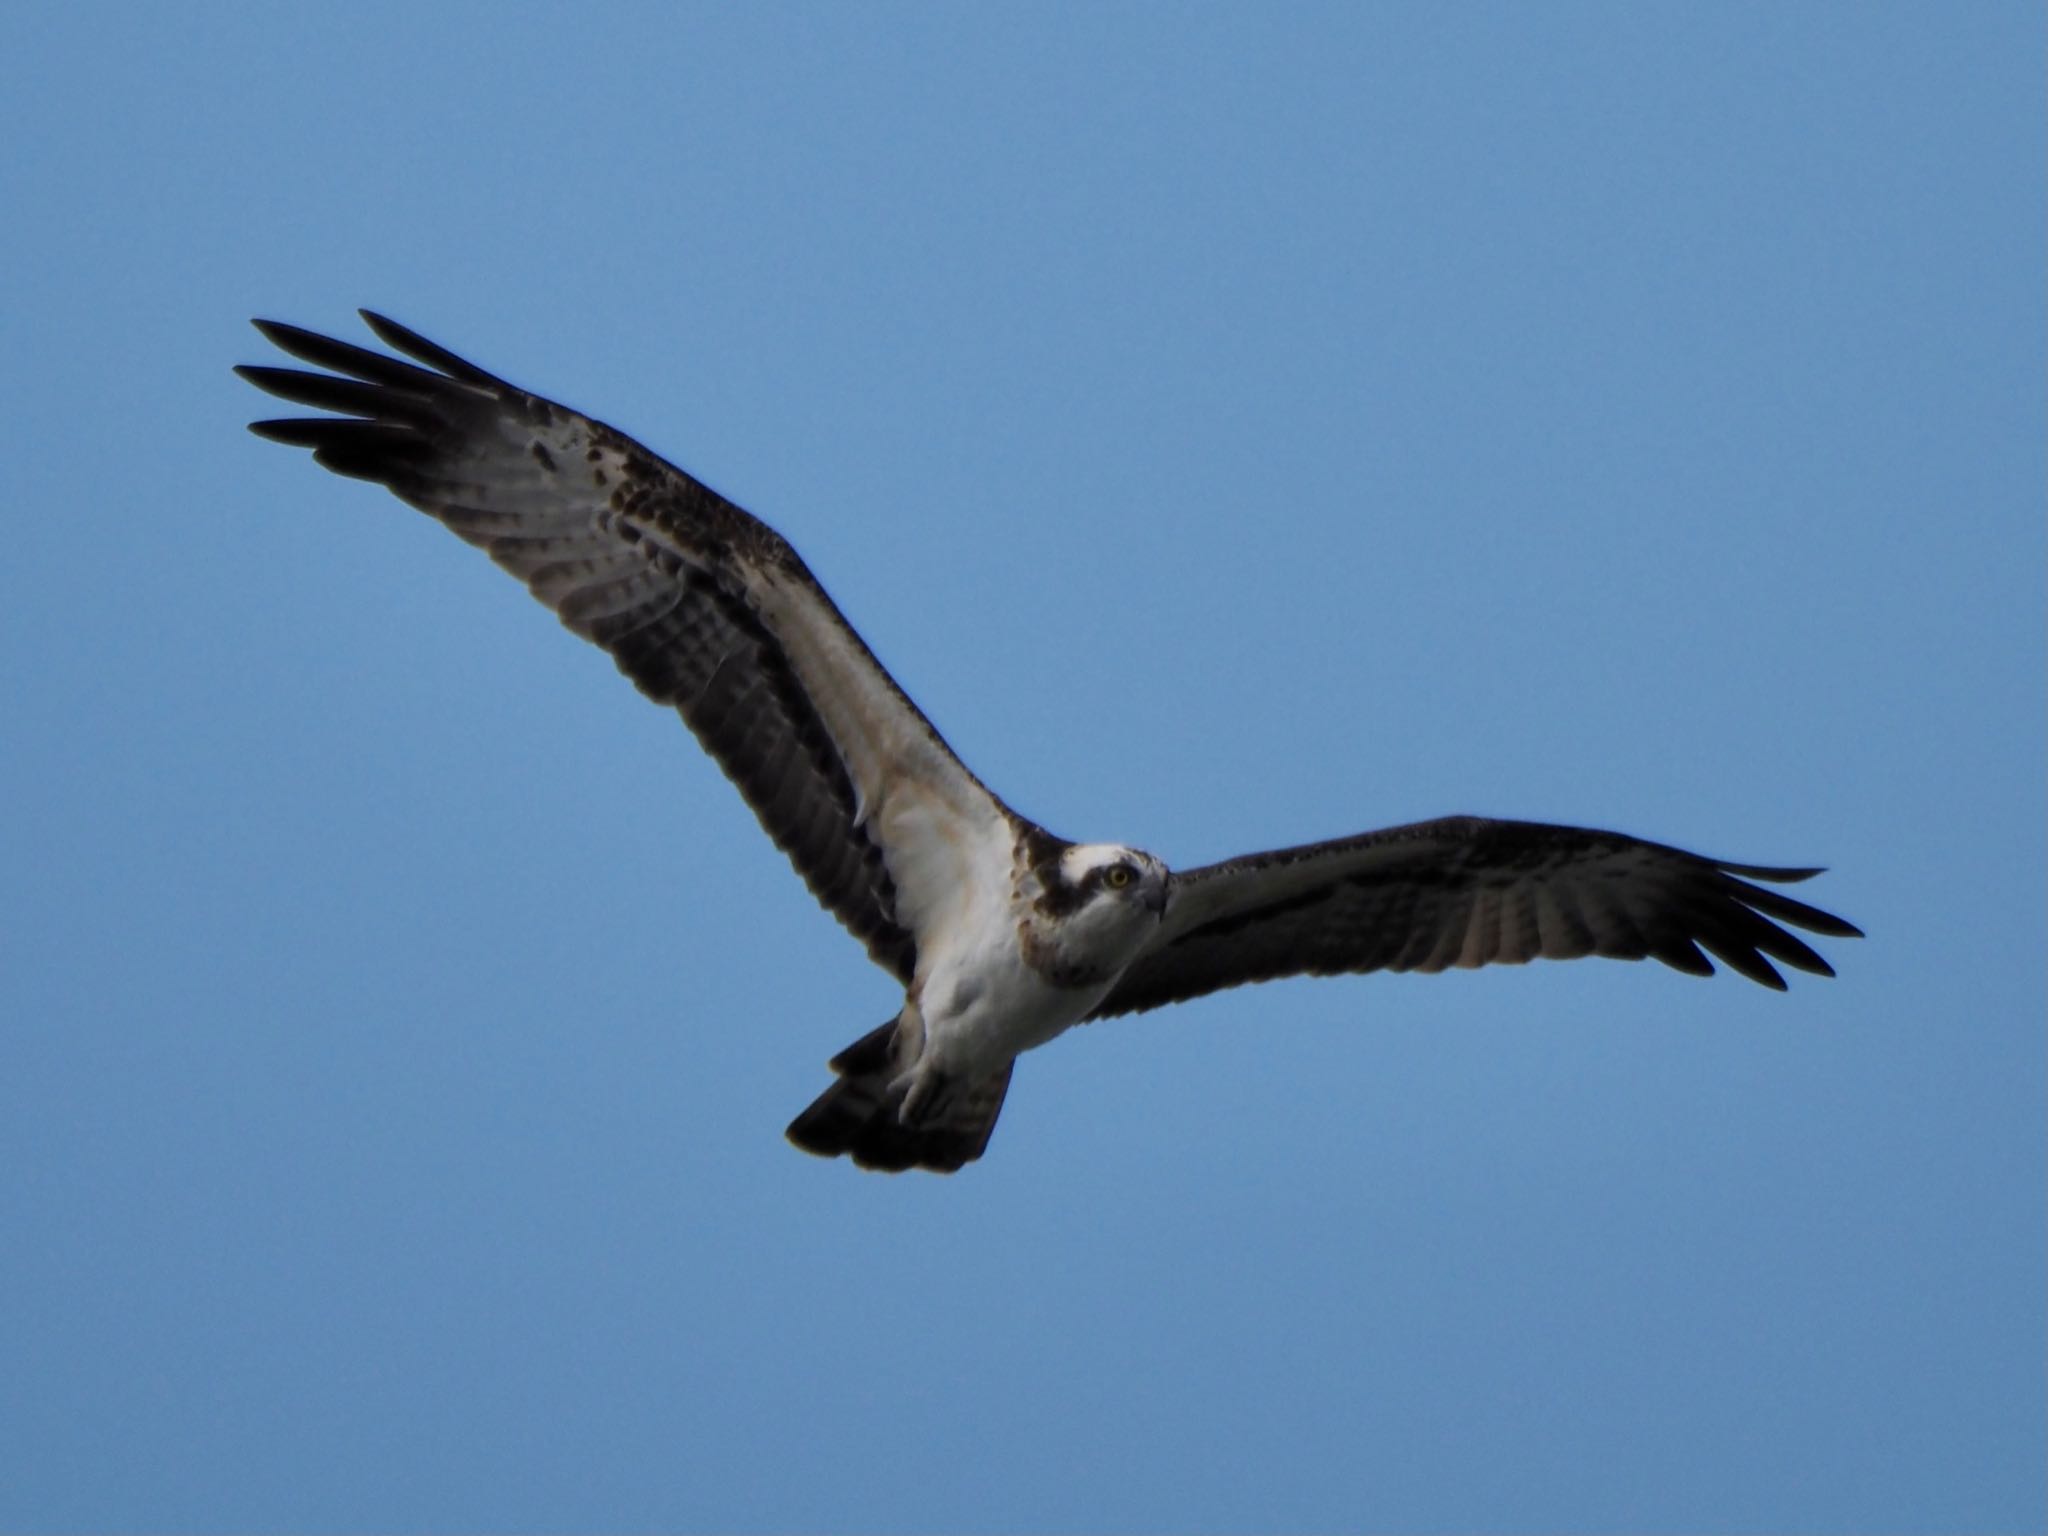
(238, 312), (1013, 982)
(1093, 816), (1861, 1017)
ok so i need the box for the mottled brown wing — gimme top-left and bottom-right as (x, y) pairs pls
(1092, 816), (1860, 1018)
(238, 311), (977, 982)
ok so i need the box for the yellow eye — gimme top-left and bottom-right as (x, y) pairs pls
(1104, 863), (1133, 889)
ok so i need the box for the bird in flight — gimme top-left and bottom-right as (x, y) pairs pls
(238, 312), (1860, 1173)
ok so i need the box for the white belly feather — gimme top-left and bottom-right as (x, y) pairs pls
(744, 566), (1152, 1091)
(904, 818), (1110, 1081)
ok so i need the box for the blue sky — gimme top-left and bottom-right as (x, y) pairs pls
(3, 4), (2041, 1531)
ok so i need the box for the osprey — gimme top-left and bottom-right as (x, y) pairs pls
(238, 313), (1860, 1173)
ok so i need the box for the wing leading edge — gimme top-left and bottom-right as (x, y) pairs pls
(238, 311), (1012, 983)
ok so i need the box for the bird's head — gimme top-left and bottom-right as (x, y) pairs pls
(1007, 847), (1171, 991)
(1051, 842), (1170, 936)
(1015, 837), (1171, 989)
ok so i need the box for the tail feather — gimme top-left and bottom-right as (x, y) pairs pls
(786, 1020), (1012, 1174)
(826, 1018), (898, 1077)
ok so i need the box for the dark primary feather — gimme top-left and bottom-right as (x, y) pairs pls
(1092, 816), (1862, 1018)
(239, 312), (928, 980)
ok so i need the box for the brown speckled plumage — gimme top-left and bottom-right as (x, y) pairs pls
(239, 312), (1860, 1176)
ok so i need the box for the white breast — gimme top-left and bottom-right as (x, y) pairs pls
(915, 873), (1114, 1082)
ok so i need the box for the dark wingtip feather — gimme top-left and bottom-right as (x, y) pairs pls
(246, 417), (430, 482)
(357, 308), (505, 387)
(236, 363), (434, 420)
(1702, 942), (1789, 990)
(1718, 861), (1827, 882)
(248, 317), (360, 365)
(245, 316), (455, 390)
(1648, 936), (1717, 977)
(247, 417), (331, 445)
(1719, 866), (1864, 941)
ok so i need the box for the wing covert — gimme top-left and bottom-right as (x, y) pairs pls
(239, 311), (1003, 982)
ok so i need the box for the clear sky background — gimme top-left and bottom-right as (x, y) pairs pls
(3, 5), (2041, 1532)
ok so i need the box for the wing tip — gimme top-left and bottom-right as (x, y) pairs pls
(1714, 859), (1824, 882)
(246, 416), (318, 445)
(355, 307), (502, 385)
(356, 307), (413, 348)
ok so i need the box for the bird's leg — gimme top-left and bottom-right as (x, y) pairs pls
(894, 1064), (958, 1128)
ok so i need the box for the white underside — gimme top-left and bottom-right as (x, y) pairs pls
(745, 566), (1139, 1091)
(916, 907), (1115, 1082)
